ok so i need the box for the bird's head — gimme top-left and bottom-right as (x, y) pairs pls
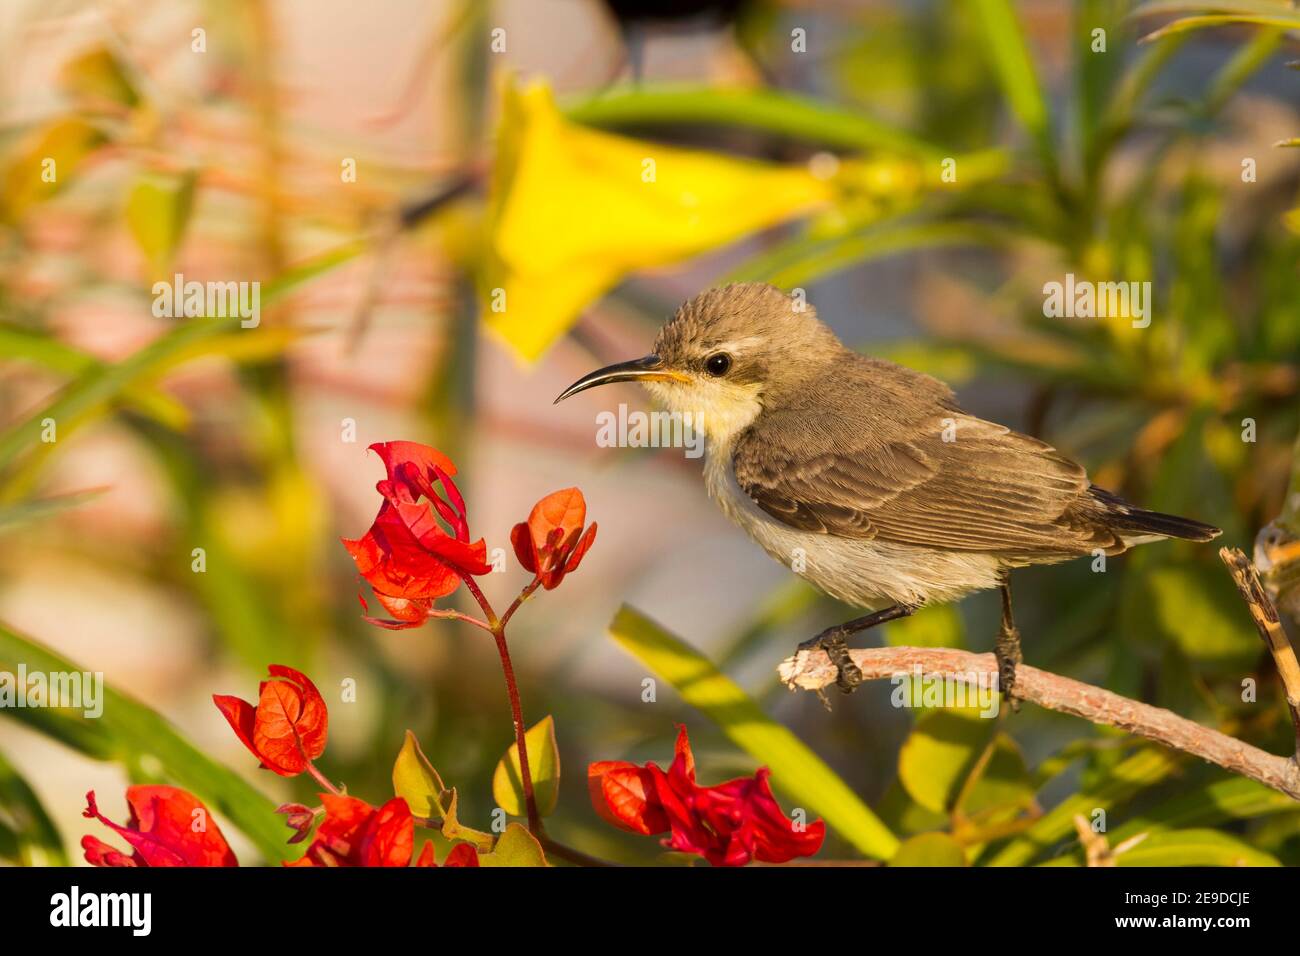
(554, 283), (845, 445)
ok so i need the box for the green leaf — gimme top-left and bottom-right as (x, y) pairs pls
(2, 118), (106, 221)
(1138, 13), (1300, 43)
(126, 171), (196, 275)
(985, 747), (1183, 866)
(1108, 777), (1300, 844)
(394, 730), (493, 849)
(0, 748), (66, 865)
(727, 219), (1010, 289)
(898, 709), (1032, 816)
(492, 716), (560, 818)
(0, 487), (107, 534)
(58, 46), (139, 108)
(0, 240), (364, 481)
(607, 604), (899, 859)
(393, 729), (447, 818)
(899, 710), (991, 814)
(889, 832), (968, 867)
(884, 603), (966, 650)
(477, 822), (548, 867)
(0, 621), (286, 862)
(1114, 829), (1280, 867)
(0, 325), (189, 429)
(1129, 562), (1260, 670)
(971, 0), (1052, 158)
(563, 85), (945, 158)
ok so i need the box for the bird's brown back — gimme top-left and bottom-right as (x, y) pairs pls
(731, 351), (1130, 557)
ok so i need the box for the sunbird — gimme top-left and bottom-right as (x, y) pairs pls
(556, 283), (1221, 700)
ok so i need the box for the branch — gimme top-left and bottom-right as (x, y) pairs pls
(778, 646), (1300, 801)
(1220, 547), (1300, 758)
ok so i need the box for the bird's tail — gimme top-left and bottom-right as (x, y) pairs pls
(1089, 486), (1221, 542)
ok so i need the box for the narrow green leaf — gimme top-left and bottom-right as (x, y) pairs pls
(1139, 13), (1300, 43)
(0, 487), (106, 534)
(971, 0), (1052, 154)
(1108, 776), (1300, 843)
(563, 85), (945, 158)
(727, 220), (1010, 289)
(492, 715), (561, 818)
(890, 832), (968, 867)
(0, 748), (66, 865)
(607, 605), (899, 859)
(0, 325), (189, 429)
(985, 747), (1183, 866)
(1114, 829), (1280, 867)
(0, 621), (286, 861)
(0, 240), (364, 478)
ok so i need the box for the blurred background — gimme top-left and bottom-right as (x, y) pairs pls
(2, 0), (1300, 866)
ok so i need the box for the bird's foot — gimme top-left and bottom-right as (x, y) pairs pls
(994, 626), (1023, 713)
(799, 627), (863, 695)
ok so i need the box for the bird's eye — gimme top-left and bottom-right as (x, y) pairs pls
(705, 353), (732, 377)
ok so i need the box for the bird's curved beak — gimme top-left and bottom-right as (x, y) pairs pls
(553, 354), (683, 404)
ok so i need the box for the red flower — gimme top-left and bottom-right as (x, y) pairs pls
(286, 795), (417, 867)
(415, 841), (480, 867)
(344, 441), (492, 629)
(588, 726), (825, 866)
(81, 786), (238, 867)
(510, 488), (597, 590)
(277, 802), (319, 844)
(213, 664), (328, 777)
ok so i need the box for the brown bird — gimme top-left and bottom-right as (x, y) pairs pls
(555, 283), (1221, 701)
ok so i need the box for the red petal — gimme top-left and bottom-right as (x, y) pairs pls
(83, 787), (237, 867)
(81, 835), (138, 867)
(391, 498), (492, 575)
(359, 797), (415, 867)
(588, 761), (669, 836)
(374, 593), (432, 625)
(343, 502), (462, 600)
(510, 522), (537, 573)
(415, 841), (437, 867)
(250, 665), (329, 776)
(212, 694), (259, 765)
(526, 489), (585, 571)
(563, 522), (598, 574)
(369, 441), (458, 484)
(442, 843), (480, 867)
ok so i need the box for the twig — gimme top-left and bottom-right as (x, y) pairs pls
(778, 646), (1300, 801)
(1219, 547), (1300, 759)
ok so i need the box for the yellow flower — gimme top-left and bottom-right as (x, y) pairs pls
(482, 80), (837, 362)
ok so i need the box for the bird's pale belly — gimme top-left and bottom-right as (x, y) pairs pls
(703, 449), (1007, 609)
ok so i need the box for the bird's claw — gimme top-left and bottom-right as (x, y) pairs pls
(800, 630), (863, 695)
(994, 625), (1023, 713)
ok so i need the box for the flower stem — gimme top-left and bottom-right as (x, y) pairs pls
(305, 760), (342, 796)
(490, 625), (541, 832)
(459, 572), (541, 832)
(499, 577), (541, 631)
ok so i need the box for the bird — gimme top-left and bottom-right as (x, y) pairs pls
(554, 283), (1222, 702)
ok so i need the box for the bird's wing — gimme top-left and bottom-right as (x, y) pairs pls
(731, 389), (1110, 555)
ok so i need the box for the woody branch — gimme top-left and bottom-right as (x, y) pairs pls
(778, 548), (1300, 803)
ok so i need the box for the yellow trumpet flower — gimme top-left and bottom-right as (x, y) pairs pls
(482, 80), (840, 362)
